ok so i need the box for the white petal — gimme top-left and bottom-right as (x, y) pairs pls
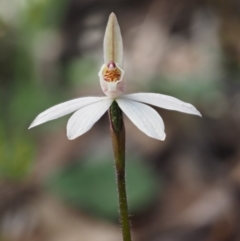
(103, 13), (123, 66)
(29, 96), (107, 128)
(116, 98), (166, 141)
(123, 93), (201, 116)
(67, 98), (113, 140)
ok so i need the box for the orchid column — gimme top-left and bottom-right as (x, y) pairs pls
(103, 13), (132, 241)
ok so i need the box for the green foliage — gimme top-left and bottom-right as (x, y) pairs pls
(0, 125), (35, 180)
(9, 85), (63, 130)
(0, 0), (70, 182)
(67, 58), (99, 87)
(46, 158), (160, 220)
(21, 0), (69, 31)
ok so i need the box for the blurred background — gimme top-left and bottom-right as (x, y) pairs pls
(1, 0), (240, 240)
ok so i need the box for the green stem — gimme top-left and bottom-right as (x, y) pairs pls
(109, 101), (132, 241)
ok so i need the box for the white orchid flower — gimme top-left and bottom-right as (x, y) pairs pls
(29, 13), (201, 141)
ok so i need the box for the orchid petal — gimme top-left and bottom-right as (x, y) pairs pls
(123, 93), (201, 116)
(103, 13), (123, 66)
(116, 98), (166, 141)
(29, 97), (107, 129)
(67, 98), (113, 140)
